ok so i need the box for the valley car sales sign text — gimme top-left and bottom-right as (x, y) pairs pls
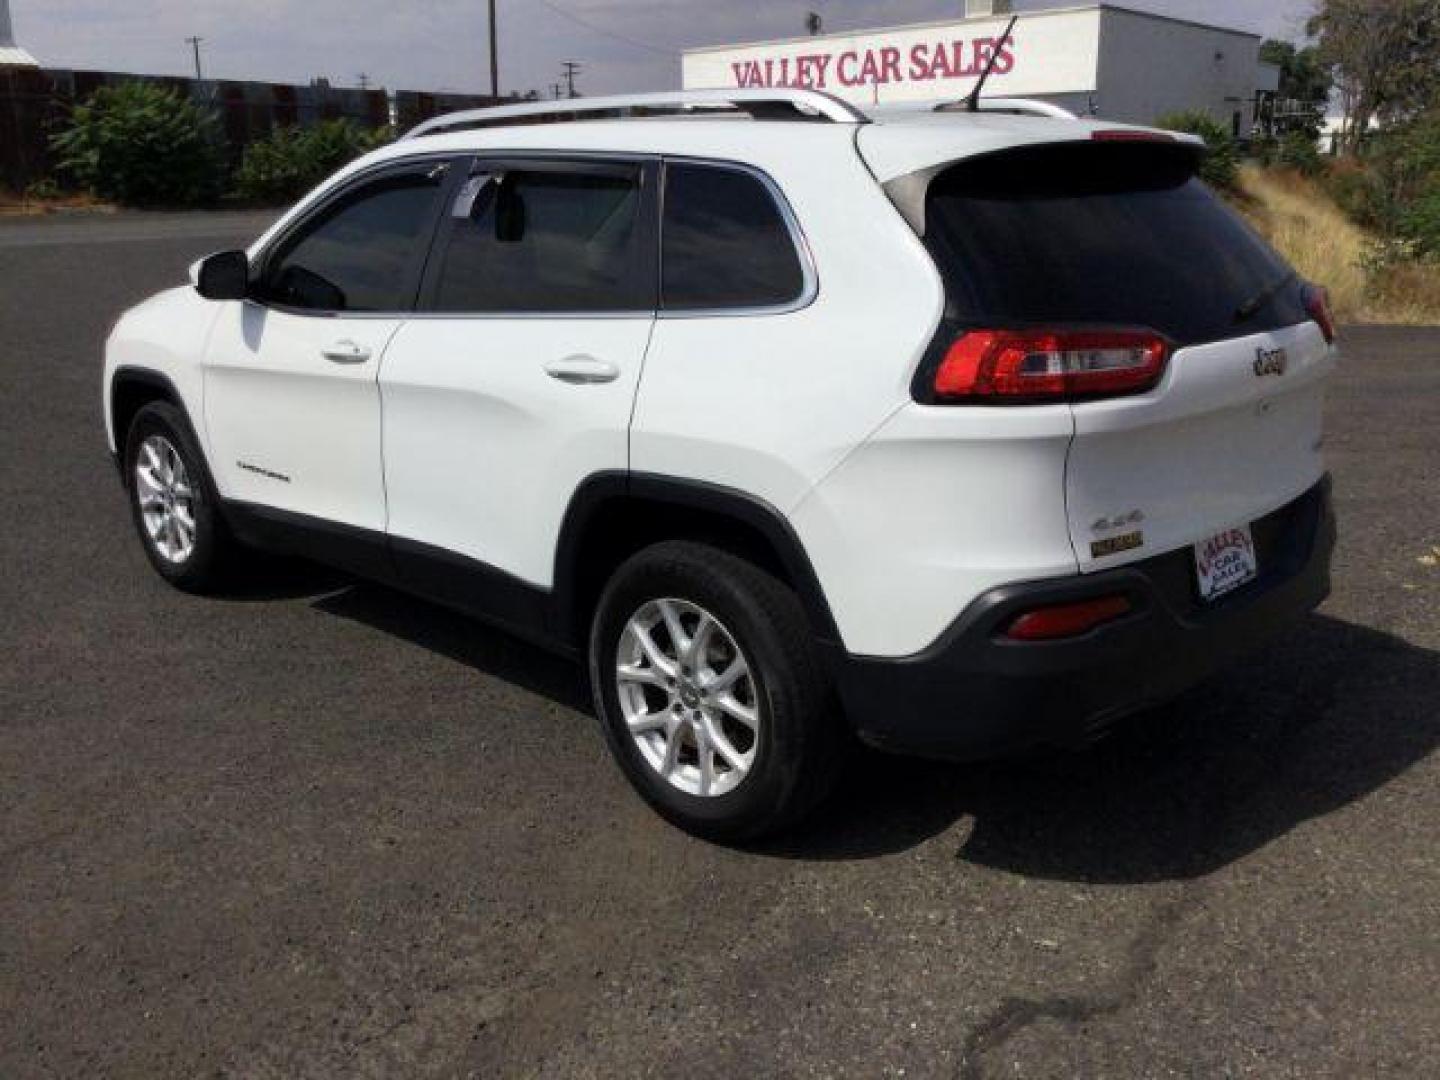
(682, 10), (1102, 106)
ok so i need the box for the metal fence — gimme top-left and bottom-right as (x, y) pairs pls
(0, 66), (504, 191)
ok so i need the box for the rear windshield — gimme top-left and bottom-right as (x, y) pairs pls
(919, 143), (1307, 345)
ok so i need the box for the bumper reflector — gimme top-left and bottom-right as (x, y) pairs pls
(1005, 595), (1133, 641)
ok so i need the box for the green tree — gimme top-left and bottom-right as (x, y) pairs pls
(1156, 110), (1239, 191)
(1310, 0), (1440, 153)
(50, 82), (224, 207)
(235, 119), (393, 204)
(1366, 107), (1440, 250)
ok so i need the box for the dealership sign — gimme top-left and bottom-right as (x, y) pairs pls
(682, 11), (1102, 106)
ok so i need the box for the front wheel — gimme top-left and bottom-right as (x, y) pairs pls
(124, 400), (237, 592)
(588, 541), (844, 841)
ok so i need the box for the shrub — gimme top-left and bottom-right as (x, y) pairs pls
(50, 82), (224, 207)
(1239, 163), (1440, 325)
(1322, 157), (1393, 232)
(1156, 110), (1239, 191)
(235, 119), (393, 204)
(23, 177), (61, 201)
(1362, 109), (1440, 255)
(1397, 189), (1440, 257)
(1276, 131), (1325, 176)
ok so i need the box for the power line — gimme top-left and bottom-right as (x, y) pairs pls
(533, 0), (678, 56)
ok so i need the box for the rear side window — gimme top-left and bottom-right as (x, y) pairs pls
(920, 143), (1306, 345)
(662, 163), (806, 311)
(259, 170), (446, 312)
(428, 166), (647, 312)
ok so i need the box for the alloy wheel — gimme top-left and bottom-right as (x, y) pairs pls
(134, 434), (197, 564)
(615, 598), (761, 797)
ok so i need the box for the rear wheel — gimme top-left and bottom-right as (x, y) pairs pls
(124, 401), (237, 592)
(589, 541), (844, 841)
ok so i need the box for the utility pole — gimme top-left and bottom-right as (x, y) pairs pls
(185, 35), (204, 80)
(488, 0), (499, 98)
(552, 82), (563, 100)
(357, 73), (370, 90)
(561, 60), (581, 99)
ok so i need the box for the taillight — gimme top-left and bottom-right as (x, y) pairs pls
(932, 329), (1169, 403)
(1005, 595), (1132, 641)
(1092, 129), (1175, 142)
(1303, 283), (1336, 344)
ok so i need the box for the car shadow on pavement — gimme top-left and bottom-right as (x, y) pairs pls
(300, 569), (1436, 882)
(209, 554), (353, 603)
(311, 579), (591, 710)
(765, 613), (1439, 881)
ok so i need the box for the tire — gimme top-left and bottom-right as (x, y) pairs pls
(123, 400), (237, 592)
(588, 540), (845, 841)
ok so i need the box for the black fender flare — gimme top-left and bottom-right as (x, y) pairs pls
(109, 367), (197, 483)
(550, 471), (841, 648)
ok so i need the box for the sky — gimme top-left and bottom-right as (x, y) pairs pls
(9, 1), (1317, 97)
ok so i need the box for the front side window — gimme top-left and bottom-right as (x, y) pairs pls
(661, 162), (806, 311)
(428, 165), (647, 312)
(258, 168), (447, 313)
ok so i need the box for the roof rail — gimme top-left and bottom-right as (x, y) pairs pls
(942, 97), (1078, 120)
(866, 97), (1079, 121)
(402, 88), (868, 140)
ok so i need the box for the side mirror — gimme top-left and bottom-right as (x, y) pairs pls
(196, 250), (250, 301)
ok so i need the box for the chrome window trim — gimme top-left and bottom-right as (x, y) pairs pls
(417, 152), (658, 321)
(247, 150), (819, 322)
(657, 155), (819, 320)
(248, 152), (459, 319)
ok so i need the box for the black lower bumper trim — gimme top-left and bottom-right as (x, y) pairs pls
(835, 478), (1336, 760)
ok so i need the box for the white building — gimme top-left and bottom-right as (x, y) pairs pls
(682, 2), (1271, 133)
(1, 0), (38, 68)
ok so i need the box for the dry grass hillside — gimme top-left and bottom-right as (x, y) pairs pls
(1237, 165), (1440, 325)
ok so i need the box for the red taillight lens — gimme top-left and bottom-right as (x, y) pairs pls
(1005, 595), (1133, 642)
(933, 329), (1169, 403)
(1303, 283), (1336, 344)
(1092, 129), (1175, 142)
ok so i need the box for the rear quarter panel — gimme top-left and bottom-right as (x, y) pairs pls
(630, 140), (944, 516)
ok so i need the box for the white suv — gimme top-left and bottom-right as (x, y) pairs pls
(103, 90), (1337, 839)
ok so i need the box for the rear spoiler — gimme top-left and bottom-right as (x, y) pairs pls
(881, 133), (1207, 237)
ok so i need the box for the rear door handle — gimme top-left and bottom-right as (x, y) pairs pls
(544, 355), (620, 385)
(322, 339), (371, 364)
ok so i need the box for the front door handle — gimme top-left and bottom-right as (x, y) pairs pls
(544, 355), (620, 385)
(322, 339), (371, 364)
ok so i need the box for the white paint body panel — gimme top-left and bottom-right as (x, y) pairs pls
(379, 316), (653, 586)
(201, 302), (396, 532)
(791, 403), (1078, 656)
(103, 286), (219, 455)
(631, 136), (944, 518)
(1068, 323), (1335, 573)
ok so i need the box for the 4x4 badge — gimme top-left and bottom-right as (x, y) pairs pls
(1254, 345), (1288, 377)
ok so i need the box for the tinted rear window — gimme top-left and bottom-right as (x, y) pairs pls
(662, 163), (805, 310)
(430, 168), (647, 313)
(921, 143), (1306, 345)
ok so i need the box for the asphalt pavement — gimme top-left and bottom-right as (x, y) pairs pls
(1, 211), (1437, 1078)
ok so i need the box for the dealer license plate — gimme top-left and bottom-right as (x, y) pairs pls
(1195, 525), (1259, 602)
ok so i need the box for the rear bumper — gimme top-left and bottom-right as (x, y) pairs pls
(835, 477), (1335, 760)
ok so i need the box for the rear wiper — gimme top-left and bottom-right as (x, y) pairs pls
(1233, 270), (1297, 323)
